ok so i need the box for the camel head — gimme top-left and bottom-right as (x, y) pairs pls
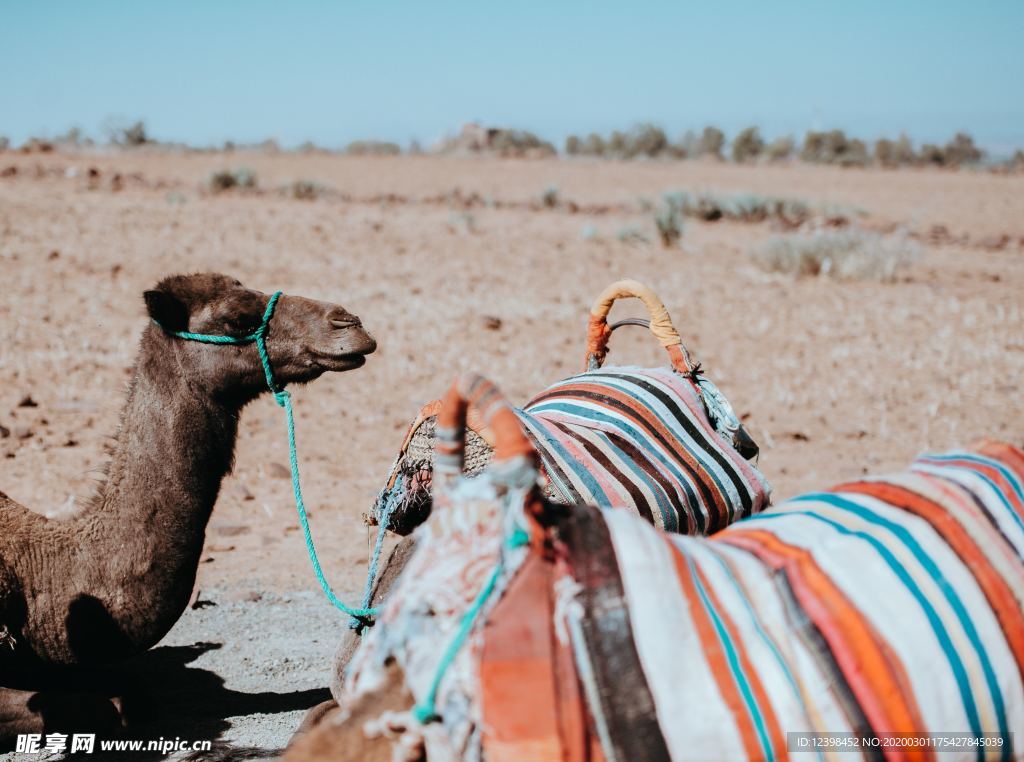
(144, 273), (376, 398)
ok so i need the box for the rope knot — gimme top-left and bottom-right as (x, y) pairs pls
(273, 389), (291, 407)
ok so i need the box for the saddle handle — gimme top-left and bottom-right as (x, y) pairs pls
(434, 373), (538, 478)
(584, 279), (696, 374)
(433, 374), (546, 542)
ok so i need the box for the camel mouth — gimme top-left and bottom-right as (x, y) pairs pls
(311, 348), (372, 372)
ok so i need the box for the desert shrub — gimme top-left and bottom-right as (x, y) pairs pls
(565, 135), (581, 155)
(207, 168), (257, 192)
(624, 123), (669, 158)
(616, 226), (649, 245)
(1013, 149), (1024, 170)
(875, 135), (917, 167)
(290, 179), (324, 200)
(22, 137), (54, 153)
(667, 139), (688, 159)
(106, 120), (148, 147)
(943, 132), (983, 166)
(675, 130), (697, 158)
(581, 133), (606, 156)
(801, 130), (871, 166)
(766, 135), (794, 161)
(919, 143), (946, 166)
(607, 130), (627, 157)
(663, 189), (812, 225)
(698, 126), (725, 159)
(654, 202), (684, 247)
(345, 140), (401, 156)
(838, 138), (870, 167)
(490, 129), (555, 157)
(732, 127), (764, 163)
(801, 131), (826, 162)
(0, 136), (8, 151)
(874, 138), (896, 167)
(752, 229), (919, 281)
(448, 212), (477, 234)
(54, 127), (85, 146)
(540, 186), (560, 208)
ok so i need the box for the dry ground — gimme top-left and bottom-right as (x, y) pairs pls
(1, 151), (1022, 757)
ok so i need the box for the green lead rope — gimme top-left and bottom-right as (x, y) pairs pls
(157, 290), (379, 624)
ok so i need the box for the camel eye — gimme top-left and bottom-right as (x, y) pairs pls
(225, 314), (261, 335)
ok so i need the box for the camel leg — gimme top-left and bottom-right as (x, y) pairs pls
(330, 535), (419, 702)
(291, 698), (339, 742)
(1, 686), (123, 746)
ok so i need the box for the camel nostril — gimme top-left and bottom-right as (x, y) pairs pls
(327, 308), (361, 330)
(330, 318), (361, 329)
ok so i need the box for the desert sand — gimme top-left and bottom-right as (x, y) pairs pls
(1, 151), (1022, 757)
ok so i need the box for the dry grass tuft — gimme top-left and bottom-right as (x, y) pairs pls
(207, 168), (257, 192)
(752, 229), (921, 281)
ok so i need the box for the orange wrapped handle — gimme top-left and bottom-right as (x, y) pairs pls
(434, 373), (537, 479)
(584, 279), (696, 373)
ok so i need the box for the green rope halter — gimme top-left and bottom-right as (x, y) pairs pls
(156, 291), (379, 624)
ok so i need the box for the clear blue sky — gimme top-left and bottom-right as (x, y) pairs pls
(4, 1), (1022, 153)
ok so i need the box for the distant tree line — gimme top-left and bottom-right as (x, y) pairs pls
(564, 124), (997, 168)
(3, 119), (1022, 170)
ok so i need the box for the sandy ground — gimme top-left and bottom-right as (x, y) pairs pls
(1, 151), (1023, 759)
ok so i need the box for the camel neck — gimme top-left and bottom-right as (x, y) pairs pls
(88, 334), (241, 562)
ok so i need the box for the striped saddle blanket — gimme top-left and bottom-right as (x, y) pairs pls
(374, 365), (771, 536)
(562, 440), (1024, 761)
(518, 365), (771, 534)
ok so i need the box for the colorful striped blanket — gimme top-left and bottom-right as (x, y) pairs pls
(342, 373), (1023, 760)
(566, 439), (1024, 760)
(519, 365), (771, 534)
(375, 365), (770, 535)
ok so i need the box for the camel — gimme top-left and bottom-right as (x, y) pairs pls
(0, 273), (376, 743)
(288, 375), (1024, 761)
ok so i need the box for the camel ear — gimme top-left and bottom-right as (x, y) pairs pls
(144, 289), (189, 332)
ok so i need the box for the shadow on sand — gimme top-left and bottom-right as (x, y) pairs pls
(54, 641), (325, 761)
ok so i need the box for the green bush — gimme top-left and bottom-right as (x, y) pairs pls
(0, 136), (8, 151)
(732, 127), (764, 163)
(565, 135), (581, 155)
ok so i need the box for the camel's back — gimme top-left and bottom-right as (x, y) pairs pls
(578, 440), (1024, 760)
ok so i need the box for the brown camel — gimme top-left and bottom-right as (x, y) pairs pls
(0, 273), (376, 743)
